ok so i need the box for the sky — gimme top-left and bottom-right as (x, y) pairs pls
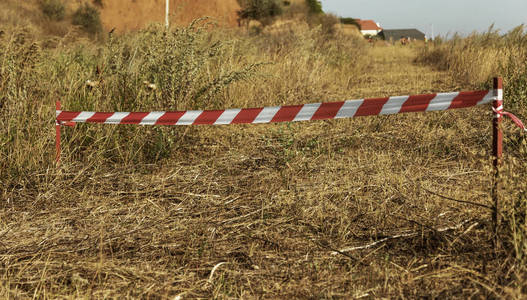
(319, 0), (527, 37)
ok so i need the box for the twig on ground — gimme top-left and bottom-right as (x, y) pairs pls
(333, 219), (473, 254)
(421, 186), (491, 209)
(207, 262), (227, 284)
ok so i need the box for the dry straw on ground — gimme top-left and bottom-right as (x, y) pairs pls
(1, 18), (526, 299)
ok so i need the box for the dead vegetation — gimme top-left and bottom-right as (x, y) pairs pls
(1, 18), (527, 300)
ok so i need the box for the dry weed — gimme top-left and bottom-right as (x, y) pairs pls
(1, 21), (526, 299)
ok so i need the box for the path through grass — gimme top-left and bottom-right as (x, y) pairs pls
(1, 44), (523, 299)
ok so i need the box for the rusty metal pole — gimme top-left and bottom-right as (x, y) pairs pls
(492, 77), (503, 242)
(55, 100), (61, 165)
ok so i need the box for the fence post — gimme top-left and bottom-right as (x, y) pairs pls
(492, 77), (503, 243)
(55, 100), (61, 165)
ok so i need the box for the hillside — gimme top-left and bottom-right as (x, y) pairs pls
(0, 0), (241, 37)
(100, 0), (241, 32)
(0, 0), (355, 37)
(0, 0), (71, 37)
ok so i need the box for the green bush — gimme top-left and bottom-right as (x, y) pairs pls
(72, 4), (102, 35)
(40, 0), (66, 21)
(305, 0), (323, 14)
(340, 17), (360, 29)
(237, 0), (283, 25)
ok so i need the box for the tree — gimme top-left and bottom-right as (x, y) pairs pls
(305, 0), (323, 14)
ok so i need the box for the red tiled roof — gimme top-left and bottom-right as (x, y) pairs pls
(356, 19), (381, 31)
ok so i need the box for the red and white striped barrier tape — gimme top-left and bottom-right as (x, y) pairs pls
(492, 82), (526, 131)
(493, 105), (526, 131)
(56, 90), (495, 126)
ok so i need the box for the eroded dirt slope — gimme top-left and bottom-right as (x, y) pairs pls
(100, 0), (240, 32)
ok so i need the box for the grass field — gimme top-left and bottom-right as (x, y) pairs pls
(1, 21), (527, 298)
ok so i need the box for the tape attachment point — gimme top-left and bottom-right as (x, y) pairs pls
(57, 121), (77, 127)
(492, 106), (526, 131)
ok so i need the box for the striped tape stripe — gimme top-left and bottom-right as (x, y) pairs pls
(56, 90), (495, 126)
(480, 90), (495, 104)
(254, 106), (281, 123)
(194, 110), (224, 125)
(449, 90), (491, 109)
(355, 97), (390, 116)
(156, 112), (185, 125)
(401, 94), (436, 113)
(177, 110), (203, 125)
(272, 105), (303, 123)
(214, 109), (241, 125)
(293, 103), (322, 121)
(72, 112), (96, 123)
(426, 92), (458, 112)
(233, 108), (262, 124)
(106, 112), (130, 124)
(380, 96), (409, 115)
(335, 100), (363, 119)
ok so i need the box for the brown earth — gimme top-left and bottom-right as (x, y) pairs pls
(99, 0), (241, 32)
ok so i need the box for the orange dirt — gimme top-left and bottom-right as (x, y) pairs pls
(99, 0), (241, 32)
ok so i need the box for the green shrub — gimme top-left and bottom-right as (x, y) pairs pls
(340, 17), (360, 29)
(237, 0), (283, 25)
(72, 4), (102, 35)
(305, 0), (323, 14)
(40, 0), (66, 21)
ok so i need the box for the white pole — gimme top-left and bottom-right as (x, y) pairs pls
(165, 0), (169, 29)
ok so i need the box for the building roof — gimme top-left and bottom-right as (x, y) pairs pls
(380, 29), (426, 41)
(356, 19), (382, 31)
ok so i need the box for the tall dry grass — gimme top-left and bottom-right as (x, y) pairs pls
(2, 18), (527, 298)
(417, 26), (527, 112)
(0, 20), (367, 197)
(417, 26), (527, 275)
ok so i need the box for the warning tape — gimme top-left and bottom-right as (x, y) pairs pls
(53, 76), (526, 243)
(493, 105), (526, 131)
(56, 90), (495, 126)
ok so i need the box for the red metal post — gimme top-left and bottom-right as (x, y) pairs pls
(55, 100), (61, 164)
(492, 77), (503, 239)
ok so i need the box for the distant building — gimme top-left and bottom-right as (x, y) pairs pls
(355, 19), (382, 36)
(380, 29), (426, 42)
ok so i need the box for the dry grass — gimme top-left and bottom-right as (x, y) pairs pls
(417, 26), (527, 114)
(1, 20), (527, 299)
(0, 0), (79, 39)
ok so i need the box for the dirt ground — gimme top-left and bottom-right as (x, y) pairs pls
(99, 0), (241, 32)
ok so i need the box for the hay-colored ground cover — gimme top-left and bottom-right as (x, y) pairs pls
(1, 24), (526, 298)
